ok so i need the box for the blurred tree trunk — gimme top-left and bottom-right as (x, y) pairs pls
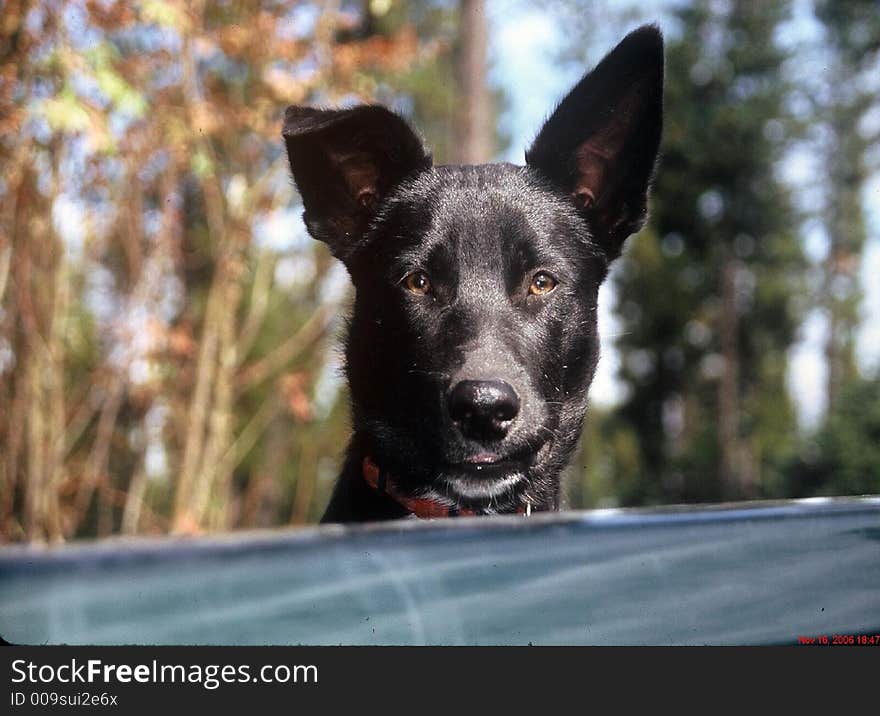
(6, 151), (67, 542)
(822, 90), (867, 413)
(718, 252), (753, 498)
(815, 0), (879, 413)
(455, 0), (492, 163)
(718, 253), (737, 495)
(290, 441), (318, 525)
(121, 463), (147, 535)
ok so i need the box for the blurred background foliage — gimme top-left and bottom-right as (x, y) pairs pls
(0, 0), (878, 542)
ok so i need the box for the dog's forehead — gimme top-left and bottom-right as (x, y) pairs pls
(431, 163), (564, 225)
(386, 164), (588, 261)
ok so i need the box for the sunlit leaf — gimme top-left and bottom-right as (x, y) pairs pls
(140, 0), (189, 31)
(95, 68), (148, 117)
(191, 149), (213, 178)
(37, 90), (91, 133)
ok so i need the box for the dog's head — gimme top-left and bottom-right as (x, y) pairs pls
(283, 26), (663, 514)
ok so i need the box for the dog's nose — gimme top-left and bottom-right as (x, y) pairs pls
(448, 380), (520, 441)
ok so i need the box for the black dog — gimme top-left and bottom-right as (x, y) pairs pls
(283, 25), (663, 523)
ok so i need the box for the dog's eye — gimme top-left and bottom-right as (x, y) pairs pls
(403, 271), (431, 295)
(529, 271), (558, 296)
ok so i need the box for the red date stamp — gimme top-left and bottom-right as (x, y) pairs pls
(797, 634), (880, 645)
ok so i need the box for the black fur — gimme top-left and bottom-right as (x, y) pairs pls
(283, 26), (664, 523)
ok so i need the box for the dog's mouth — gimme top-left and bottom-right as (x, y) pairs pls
(439, 448), (538, 500)
(459, 451), (514, 469)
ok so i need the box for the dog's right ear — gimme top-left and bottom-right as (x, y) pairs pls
(283, 105), (432, 261)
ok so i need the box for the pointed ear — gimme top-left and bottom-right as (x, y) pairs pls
(283, 105), (432, 261)
(526, 25), (664, 261)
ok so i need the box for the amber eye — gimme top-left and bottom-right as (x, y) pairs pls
(529, 271), (558, 296)
(404, 271), (431, 295)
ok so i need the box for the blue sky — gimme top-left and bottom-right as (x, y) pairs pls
(487, 0), (880, 427)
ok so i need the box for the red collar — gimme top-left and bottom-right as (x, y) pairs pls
(362, 456), (528, 519)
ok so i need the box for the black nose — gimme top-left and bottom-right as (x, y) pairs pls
(448, 380), (520, 441)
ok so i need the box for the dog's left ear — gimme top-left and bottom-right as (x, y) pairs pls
(283, 105), (432, 261)
(526, 25), (664, 261)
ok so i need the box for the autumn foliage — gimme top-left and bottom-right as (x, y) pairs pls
(0, 0), (448, 541)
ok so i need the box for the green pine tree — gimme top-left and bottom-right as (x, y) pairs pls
(576, 0), (807, 506)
